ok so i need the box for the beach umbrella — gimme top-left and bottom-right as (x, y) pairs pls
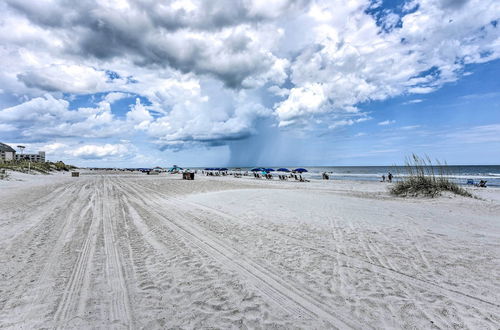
(219, 168), (228, 171)
(251, 168), (262, 171)
(293, 168), (308, 173)
(264, 168), (275, 172)
(277, 168), (290, 172)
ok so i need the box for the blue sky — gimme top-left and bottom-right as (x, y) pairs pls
(0, 0), (499, 167)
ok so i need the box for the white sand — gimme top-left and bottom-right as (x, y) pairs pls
(0, 171), (499, 329)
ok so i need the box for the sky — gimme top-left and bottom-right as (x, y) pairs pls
(0, 0), (499, 167)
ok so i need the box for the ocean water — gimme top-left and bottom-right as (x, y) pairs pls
(226, 165), (500, 187)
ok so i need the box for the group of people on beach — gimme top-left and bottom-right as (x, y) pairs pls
(381, 172), (393, 183)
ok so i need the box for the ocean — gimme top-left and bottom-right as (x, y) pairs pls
(225, 165), (500, 187)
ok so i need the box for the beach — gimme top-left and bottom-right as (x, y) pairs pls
(0, 171), (499, 329)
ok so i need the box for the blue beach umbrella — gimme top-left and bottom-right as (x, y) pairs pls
(264, 168), (275, 172)
(293, 168), (308, 173)
(277, 168), (290, 172)
(219, 168), (228, 171)
(251, 168), (262, 171)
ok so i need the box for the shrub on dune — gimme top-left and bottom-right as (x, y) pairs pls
(390, 154), (473, 198)
(0, 160), (76, 174)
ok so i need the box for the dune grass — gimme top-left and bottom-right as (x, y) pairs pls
(390, 155), (473, 198)
(0, 160), (76, 175)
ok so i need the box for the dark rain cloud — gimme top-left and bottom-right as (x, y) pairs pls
(6, 0), (307, 88)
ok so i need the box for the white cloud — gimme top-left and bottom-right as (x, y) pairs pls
(17, 64), (113, 94)
(104, 92), (130, 104)
(69, 144), (129, 159)
(0, 94), (124, 139)
(273, 0), (500, 125)
(329, 117), (371, 129)
(444, 124), (500, 143)
(275, 83), (327, 126)
(268, 85), (290, 97)
(0, 0), (498, 151)
(378, 120), (396, 126)
(408, 86), (435, 94)
(403, 99), (424, 104)
(146, 84), (272, 147)
(42, 142), (68, 154)
(0, 94), (69, 122)
(126, 98), (153, 129)
(400, 125), (421, 130)
(0, 123), (17, 132)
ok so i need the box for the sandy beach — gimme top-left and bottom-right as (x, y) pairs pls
(0, 171), (499, 329)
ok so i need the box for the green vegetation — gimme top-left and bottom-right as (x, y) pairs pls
(390, 154), (473, 198)
(0, 160), (76, 175)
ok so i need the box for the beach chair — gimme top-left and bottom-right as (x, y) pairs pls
(477, 180), (487, 188)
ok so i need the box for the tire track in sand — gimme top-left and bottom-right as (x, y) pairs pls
(0, 180), (81, 244)
(53, 176), (133, 329)
(121, 177), (500, 314)
(24, 181), (95, 325)
(101, 176), (133, 328)
(53, 180), (102, 328)
(125, 178), (500, 312)
(177, 197), (500, 313)
(116, 179), (363, 329)
(0, 180), (91, 327)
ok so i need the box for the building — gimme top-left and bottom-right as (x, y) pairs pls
(0, 142), (16, 162)
(16, 151), (46, 163)
(0, 142), (46, 163)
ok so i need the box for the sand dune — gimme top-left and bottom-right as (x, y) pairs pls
(0, 172), (499, 329)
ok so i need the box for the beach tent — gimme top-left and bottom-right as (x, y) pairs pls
(169, 166), (183, 172)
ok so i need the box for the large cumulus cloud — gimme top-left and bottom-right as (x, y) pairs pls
(274, 0), (500, 125)
(0, 0), (499, 156)
(0, 94), (124, 140)
(4, 0), (294, 88)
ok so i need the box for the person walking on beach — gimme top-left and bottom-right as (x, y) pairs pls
(388, 172), (393, 183)
(382, 174), (386, 182)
